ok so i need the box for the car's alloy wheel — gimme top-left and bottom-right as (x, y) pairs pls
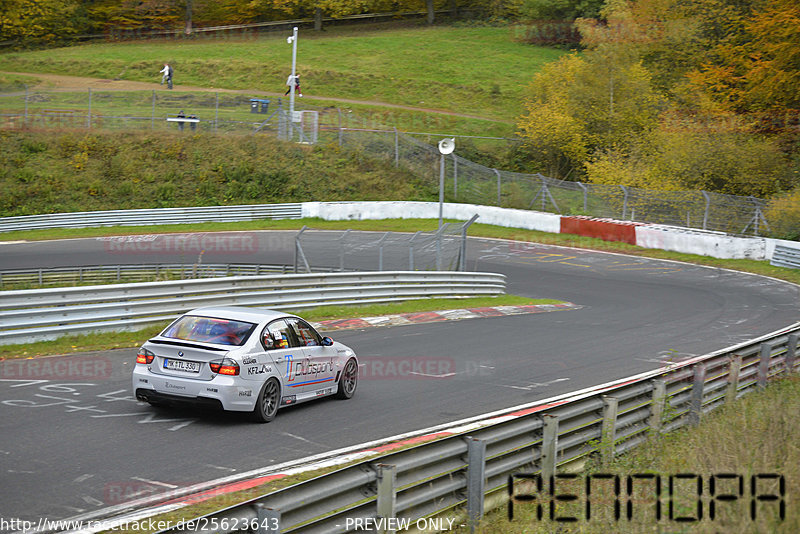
(252, 377), (280, 423)
(335, 358), (358, 399)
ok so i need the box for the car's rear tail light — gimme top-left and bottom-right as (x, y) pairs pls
(209, 358), (240, 376)
(136, 347), (155, 364)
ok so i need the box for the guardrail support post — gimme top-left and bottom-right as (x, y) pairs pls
(649, 379), (667, 436)
(378, 232), (390, 271)
(294, 225), (310, 273)
(254, 504), (281, 533)
(452, 153), (458, 199)
(87, 88), (92, 129)
(466, 437), (486, 532)
(408, 231), (421, 270)
(689, 363), (706, 425)
(376, 463), (397, 534)
(601, 396), (619, 465)
(726, 354), (742, 404)
(758, 342), (773, 388)
(540, 414), (558, 483)
(339, 230), (351, 271)
(459, 214), (479, 272)
(786, 334), (798, 373)
(394, 127), (399, 167)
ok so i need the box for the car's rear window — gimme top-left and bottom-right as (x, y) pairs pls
(162, 316), (256, 346)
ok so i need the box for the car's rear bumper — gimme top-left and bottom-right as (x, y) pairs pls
(133, 365), (257, 412)
(135, 388), (224, 410)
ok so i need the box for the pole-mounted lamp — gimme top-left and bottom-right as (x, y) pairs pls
(437, 138), (455, 228)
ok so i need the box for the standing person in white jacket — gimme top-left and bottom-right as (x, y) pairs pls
(159, 63), (173, 89)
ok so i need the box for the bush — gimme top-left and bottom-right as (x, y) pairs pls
(766, 188), (800, 241)
(0, 130), (436, 217)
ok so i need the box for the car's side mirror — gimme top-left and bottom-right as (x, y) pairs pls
(321, 336), (333, 346)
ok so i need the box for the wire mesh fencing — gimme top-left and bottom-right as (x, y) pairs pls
(0, 87), (288, 135)
(294, 219), (476, 273)
(320, 114), (780, 237)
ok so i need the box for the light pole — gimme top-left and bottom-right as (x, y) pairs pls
(287, 27), (298, 116)
(437, 138), (455, 228)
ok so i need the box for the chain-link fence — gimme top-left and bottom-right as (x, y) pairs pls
(324, 119), (779, 237)
(0, 87), (787, 237)
(294, 218), (477, 273)
(0, 87), (292, 135)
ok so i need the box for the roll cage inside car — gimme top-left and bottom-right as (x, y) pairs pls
(261, 318), (333, 350)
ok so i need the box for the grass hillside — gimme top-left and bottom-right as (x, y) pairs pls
(0, 25), (565, 123)
(0, 130), (435, 216)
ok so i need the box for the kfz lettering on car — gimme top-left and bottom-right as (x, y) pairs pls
(132, 306), (359, 422)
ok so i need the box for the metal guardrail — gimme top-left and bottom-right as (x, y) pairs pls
(0, 271), (506, 345)
(0, 263), (328, 288)
(152, 323), (799, 534)
(771, 244), (800, 270)
(0, 203), (302, 233)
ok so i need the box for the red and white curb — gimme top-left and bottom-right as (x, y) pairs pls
(312, 303), (581, 332)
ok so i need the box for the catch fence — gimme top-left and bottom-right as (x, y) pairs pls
(0, 88), (786, 237)
(328, 123), (778, 237)
(294, 217), (477, 273)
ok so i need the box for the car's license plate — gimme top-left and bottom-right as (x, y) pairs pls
(164, 359), (201, 373)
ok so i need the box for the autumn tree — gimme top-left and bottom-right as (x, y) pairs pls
(686, 0), (800, 114)
(517, 0), (799, 199)
(585, 128), (794, 197)
(516, 1), (662, 178)
(0, 0), (85, 45)
(87, 0), (182, 30)
(520, 0), (604, 22)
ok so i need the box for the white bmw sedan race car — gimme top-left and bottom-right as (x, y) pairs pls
(132, 306), (359, 422)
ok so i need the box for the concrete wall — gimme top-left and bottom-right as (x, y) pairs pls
(302, 201), (787, 261)
(636, 225), (767, 260)
(302, 201), (562, 234)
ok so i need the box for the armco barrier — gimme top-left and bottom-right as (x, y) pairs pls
(0, 203), (302, 232)
(138, 323), (799, 534)
(0, 271), (506, 345)
(771, 243), (800, 270)
(0, 263), (304, 288)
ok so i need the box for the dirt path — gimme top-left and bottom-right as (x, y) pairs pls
(3, 70), (511, 123)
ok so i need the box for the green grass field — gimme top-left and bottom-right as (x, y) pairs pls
(0, 25), (565, 123)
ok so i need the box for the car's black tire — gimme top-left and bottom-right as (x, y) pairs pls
(335, 358), (358, 399)
(252, 377), (280, 423)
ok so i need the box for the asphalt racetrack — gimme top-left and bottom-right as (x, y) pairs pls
(1, 231), (798, 524)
